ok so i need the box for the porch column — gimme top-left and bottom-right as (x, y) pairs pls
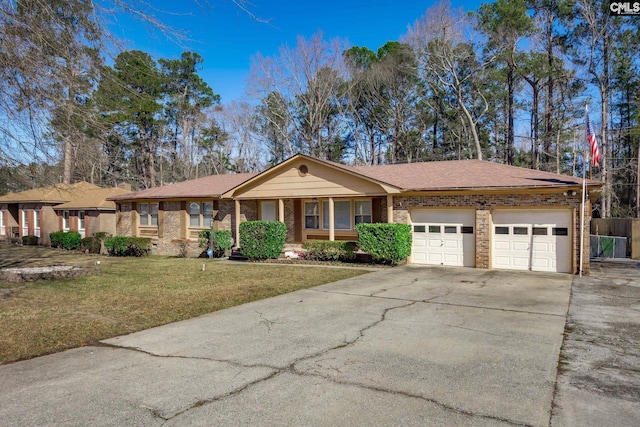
(278, 198), (285, 223)
(387, 195), (394, 223)
(328, 197), (335, 241)
(235, 200), (241, 248)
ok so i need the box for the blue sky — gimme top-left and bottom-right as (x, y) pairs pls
(111, 1), (484, 104)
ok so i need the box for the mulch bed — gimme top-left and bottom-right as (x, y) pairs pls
(246, 257), (397, 268)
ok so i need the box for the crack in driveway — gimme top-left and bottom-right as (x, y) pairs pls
(102, 298), (530, 426)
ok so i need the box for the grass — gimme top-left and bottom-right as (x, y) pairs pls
(0, 244), (370, 364)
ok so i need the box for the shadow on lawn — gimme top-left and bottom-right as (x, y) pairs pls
(0, 242), (103, 269)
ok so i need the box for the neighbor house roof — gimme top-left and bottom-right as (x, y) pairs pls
(0, 181), (117, 204)
(346, 159), (602, 191)
(54, 186), (131, 211)
(108, 172), (257, 201)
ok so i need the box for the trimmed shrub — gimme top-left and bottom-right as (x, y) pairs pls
(304, 240), (357, 262)
(198, 230), (234, 257)
(81, 237), (100, 254)
(104, 236), (151, 257)
(356, 223), (412, 265)
(239, 220), (286, 260)
(49, 231), (82, 250)
(50, 231), (64, 248)
(22, 235), (39, 246)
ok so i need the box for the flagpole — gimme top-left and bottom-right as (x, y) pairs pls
(579, 105), (588, 277)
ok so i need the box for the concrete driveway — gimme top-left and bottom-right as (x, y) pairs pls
(0, 266), (572, 426)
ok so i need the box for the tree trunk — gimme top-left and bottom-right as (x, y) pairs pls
(507, 66), (515, 165)
(601, 36), (610, 218)
(544, 12), (554, 170)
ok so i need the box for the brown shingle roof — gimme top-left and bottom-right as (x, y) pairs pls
(0, 182), (113, 204)
(108, 173), (257, 201)
(54, 186), (131, 210)
(346, 159), (601, 191)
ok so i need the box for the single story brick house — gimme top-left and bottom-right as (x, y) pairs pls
(110, 154), (602, 274)
(0, 182), (131, 245)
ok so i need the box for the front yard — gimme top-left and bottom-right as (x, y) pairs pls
(0, 244), (369, 364)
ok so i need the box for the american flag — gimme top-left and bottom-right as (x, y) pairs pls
(586, 109), (601, 167)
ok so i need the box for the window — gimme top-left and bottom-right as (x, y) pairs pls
(552, 227), (568, 236)
(413, 225), (426, 233)
(304, 201), (319, 229)
(429, 225), (441, 233)
(260, 201), (277, 221)
(21, 210), (29, 236)
(532, 227), (547, 236)
(34, 210), (41, 237)
(323, 200), (351, 230)
(139, 203), (159, 226)
(78, 211), (85, 231)
(189, 201), (212, 228)
(495, 226), (509, 235)
(354, 200), (372, 225)
(513, 226), (528, 235)
(62, 211), (70, 231)
(461, 226), (474, 234)
(444, 226), (457, 233)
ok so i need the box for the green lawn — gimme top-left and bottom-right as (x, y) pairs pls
(0, 244), (369, 364)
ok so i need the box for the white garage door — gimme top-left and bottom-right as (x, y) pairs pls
(411, 209), (475, 267)
(492, 210), (572, 273)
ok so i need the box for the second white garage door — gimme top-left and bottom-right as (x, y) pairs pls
(492, 210), (572, 273)
(411, 209), (475, 267)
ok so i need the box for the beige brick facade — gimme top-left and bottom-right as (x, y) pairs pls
(114, 199), (261, 256)
(393, 192), (590, 273)
(114, 191), (591, 273)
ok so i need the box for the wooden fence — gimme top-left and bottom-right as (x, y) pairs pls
(591, 218), (640, 259)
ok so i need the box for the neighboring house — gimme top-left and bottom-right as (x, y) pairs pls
(0, 182), (131, 245)
(111, 154), (603, 274)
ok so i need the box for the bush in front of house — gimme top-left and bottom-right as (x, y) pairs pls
(304, 240), (357, 262)
(198, 230), (234, 257)
(104, 236), (151, 257)
(239, 220), (286, 260)
(50, 231), (82, 250)
(81, 232), (109, 254)
(22, 235), (39, 246)
(356, 223), (412, 265)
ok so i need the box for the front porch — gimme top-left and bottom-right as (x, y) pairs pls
(233, 196), (394, 247)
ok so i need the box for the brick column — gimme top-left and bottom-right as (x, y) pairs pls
(475, 209), (491, 269)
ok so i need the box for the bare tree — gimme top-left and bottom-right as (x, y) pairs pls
(248, 32), (350, 159)
(571, 0), (616, 217)
(404, 0), (492, 160)
(0, 0), (262, 188)
(217, 101), (264, 173)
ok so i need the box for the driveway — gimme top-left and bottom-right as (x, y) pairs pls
(551, 260), (640, 427)
(0, 266), (572, 426)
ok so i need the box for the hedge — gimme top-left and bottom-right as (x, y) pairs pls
(198, 230), (234, 257)
(355, 223), (412, 264)
(304, 240), (357, 262)
(22, 235), (39, 246)
(104, 236), (151, 257)
(80, 232), (110, 254)
(239, 220), (286, 260)
(50, 231), (82, 250)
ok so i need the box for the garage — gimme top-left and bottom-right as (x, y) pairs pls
(411, 209), (475, 267)
(492, 209), (572, 273)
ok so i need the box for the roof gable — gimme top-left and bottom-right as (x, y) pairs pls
(224, 154), (400, 199)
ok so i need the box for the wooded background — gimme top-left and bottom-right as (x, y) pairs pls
(0, 0), (638, 218)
